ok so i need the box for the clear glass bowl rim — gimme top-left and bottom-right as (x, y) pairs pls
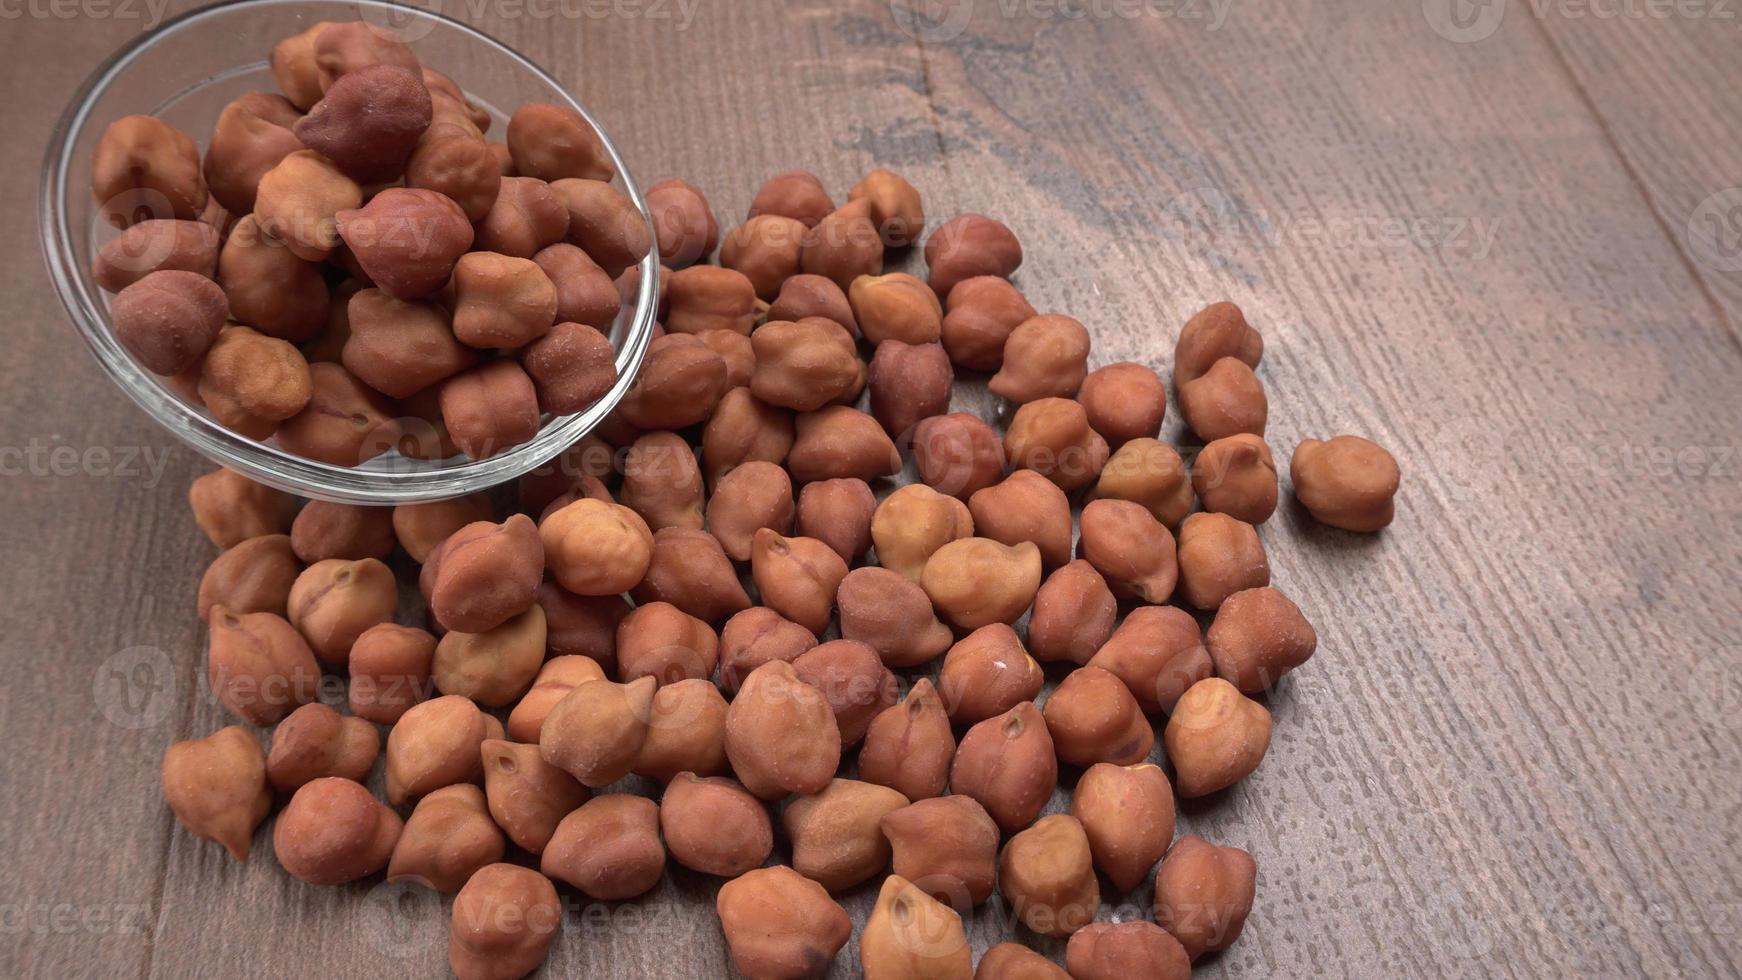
(38, 0), (658, 504)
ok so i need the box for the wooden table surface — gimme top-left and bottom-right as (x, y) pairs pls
(3, 1), (1740, 977)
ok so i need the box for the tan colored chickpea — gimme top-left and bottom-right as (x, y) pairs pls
(616, 599), (721, 684)
(941, 275), (1035, 371)
(539, 675), (656, 788)
(861, 875), (974, 980)
(632, 527), (750, 623)
(92, 218), (219, 292)
(619, 333), (730, 429)
(277, 362), (400, 466)
(751, 529), (849, 636)
(925, 213), (1022, 297)
(701, 387), (795, 486)
(937, 624), (1044, 723)
(666, 265), (758, 335)
(1290, 434), (1401, 531)
(161, 726), (271, 861)
(1077, 499), (1178, 602)
(217, 214), (330, 342)
(988, 314), (1091, 404)
(448, 863), (563, 980)
(660, 773), (772, 877)
(1065, 922), (1190, 980)
(387, 783), (505, 893)
(1027, 559), (1117, 665)
(767, 273), (856, 331)
(880, 795), (999, 907)
(539, 497), (653, 595)
(1004, 397), (1109, 492)
(921, 538), (1042, 630)
(1041, 665), (1153, 768)
(535, 242), (621, 327)
(1205, 585), (1317, 692)
(837, 566), (953, 668)
(801, 202), (884, 291)
(506, 103), (614, 182)
(720, 214), (807, 300)
(348, 622), (436, 724)
(1175, 300), (1262, 387)
(976, 944), (1070, 980)
(633, 677), (730, 781)
(750, 317), (864, 412)
(385, 694), (503, 804)
(998, 814), (1099, 938)
(1164, 678), (1271, 797)
(793, 640), (899, 747)
(549, 177), (650, 279)
(723, 660), (841, 800)
(265, 702), (378, 791)
(480, 738), (590, 855)
(205, 607), (321, 726)
(620, 430), (707, 530)
(1070, 762), (1175, 893)
(850, 272), (942, 346)
(967, 469), (1072, 568)
(1192, 433), (1279, 524)
(91, 115), (207, 226)
(1096, 438), (1194, 527)
(197, 534), (300, 621)
(434, 604), (547, 706)
(1078, 361), (1166, 445)
(645, 177), (719, 268)
(1178, 356), (1267, 440)
(716, 866), (852, 980)
(1153, 835), (1257, 960)
(254, 150), (362, 261)
(784, 778), (909, 893)
(273, 777), (402, 885)
(718, 607), (817, 694)
(1176, 512), (1269, 609)
(706, 460), (795, 561)
(1087, 606), (1210, 714)
(871, 483), (975, 582)
(111, 270), (228, 376)
(188, 467), (298, 549)
(748, 170), (834, 227)
(428, 514), (543, 634)
(541, 795), (665, 900)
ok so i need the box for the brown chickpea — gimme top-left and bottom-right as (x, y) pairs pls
(1041, 665), (1153, 768)
(949, 702), (1057, 833)
(720, 214), (808, 300)
(541, 795), (665, 900)
(794, 477), (875, 563)
(859, 678), (954, 803)
(1192, 433), (1279, 524)
(538, 676), (656, 788)
(1206, 585), (1316, 692)
(941, 275), (1035, 372)
(921, 538), (1042, 630)
(293, 63), (431, 183)
(348, 622), (436, 724)
(218, 214), (330, 342)
(998, 814), (1099, 937)
(1078, 361), (1166, 445)
(621, 430), (706, 530)
(475, 176), (570, 258)
(880, 795), (999, 908)
(785, 778), (910, 891)
(850, 272), (943, 346)
(310, 21), (421, 90)
(439, 360), (541, 460)
(767, 273), (856, 332)
(197, 534), (300, 621)
(266, 702), (379, 792)
(507, 103), (614, 182)
(451, 252), (558, 349)
(665, 265), (757, 336)
(91, 115), (207, 226)
(800, 201), (884, 291)
(976, 944), (1070, 980)
(988, 314), (1091, 404)
(385, 695), (502, 805)
(287, 557), (397, 666)
(337, 188), (474, 301)
(520, 321), (617, 414)
(1004, 397), (1109, 491)
(1164, 678), (1271, 797)
(1096, 438), (1194, 527)
(619, 333), (730, 429)
(1087, 606), (1210, 714)
(202, 89), (303, 208)
(405, 132), (501, 222)
(534, 242), (620, 327)
(198, 326), (313, 436)
(111, 270), (227, 376)
(937, 624), (1044, 724)
(1065, 922), (1190, 980)
(188, 467), (298, 549)
(391, 493), (491, 563)
(273, 777), (402, 885)
(967, 470), (1072, 568)
(788, 406), (901, 484)
(660, 773), (772, 876)
(549, 177), (650, 278)
(1070, 762), (1175, 893)
(616, 599), (722, 684)
(290, 502), (394, 563)
(633, 526), (750, 621)
(540, 497), (653, 595)
(1178, 356), (1267, 440)
(837, 566), (953, 668)
(340, 290), (476, 398)
(449, 863), (562, 980)
(429, 514), (543, 633)
(268, 22), (327, 110)
(1290, 434), (1401, 531)
(750, 317), (864, 412)
(706, 460), (795, 561)
(862, 875), (974, 979)
(911, 412), (1006, 500)
(723, 660), (841, 799)
(925, 213), (1021, 297)
(434, 604), (547, 706)
(867, 340), (953, 439)
(871, 483), (974, 582)
(254, 150), (362, 261)
(718, 606), (817, 694)
(792, 640), (899, 747)
(160, 725), (272, 862)
(206, 607), (320, 725)
(633, 677), (730, 781)
(1077, 498), (1178, 602)
(480, 738), (590, 855)
(1176, 512), (1269, 609)
(1027, 559), (1117, 665)
(386, 783), (507, 893)
(750, 528), (848, 635)
(92, 218), (219, 292)
(848, 168), (926, 247)
(1153, 835), (1257, 960)
(701, 387), (795, 485)
(278, 362), (400, 466)
(1174, 301), (1262, 387)
(506, 655), (607, 743)
(716, 867), (852, 980)
(747, 170), (834, 227)
(645, 178), (719, 267)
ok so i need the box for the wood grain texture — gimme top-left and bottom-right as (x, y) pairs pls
(1, 1), (1740, 978)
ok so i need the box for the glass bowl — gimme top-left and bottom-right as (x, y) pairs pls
(39, 0), (657, 504)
